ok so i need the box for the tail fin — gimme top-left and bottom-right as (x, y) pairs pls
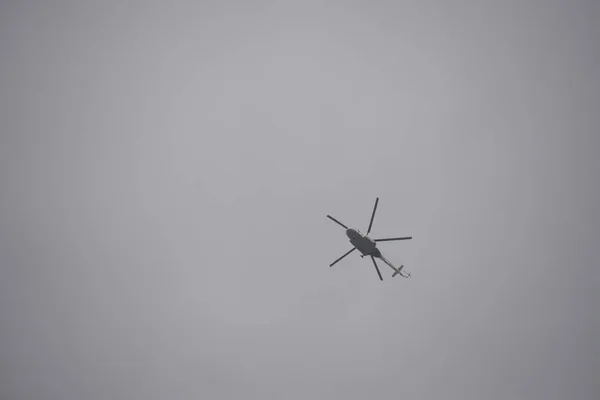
(379, 256), (403, 277)
(391, 265), (404, 278)
(379, 256), (411, 278)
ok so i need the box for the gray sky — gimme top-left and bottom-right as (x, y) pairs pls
(1, 1), (599, 399)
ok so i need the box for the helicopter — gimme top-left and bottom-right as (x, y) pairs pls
(326, 197), (412, 281)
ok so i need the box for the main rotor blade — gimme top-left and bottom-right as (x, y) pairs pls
(375, 236), (412, 242)
(370, 256), (383, 281)
(327, 215), (349, 229)
(366, 197), (379, 234)
(330, 247), (356, 267)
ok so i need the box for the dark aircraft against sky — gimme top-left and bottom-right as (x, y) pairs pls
(327, 197), (412, 281)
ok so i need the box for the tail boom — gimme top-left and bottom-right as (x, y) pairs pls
(380, 256), (411, 278)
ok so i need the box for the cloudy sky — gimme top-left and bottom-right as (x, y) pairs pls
(1, 1), (599, 399)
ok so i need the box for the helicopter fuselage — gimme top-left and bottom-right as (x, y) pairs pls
(346, 228), (381, 258)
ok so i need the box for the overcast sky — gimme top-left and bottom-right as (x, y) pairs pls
(1, 1), (599, 399)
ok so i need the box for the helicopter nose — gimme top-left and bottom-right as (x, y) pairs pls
(346, 229), (355, 238)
